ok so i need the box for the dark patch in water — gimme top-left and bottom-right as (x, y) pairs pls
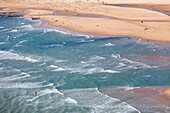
(92, 36), (131, 41)
(60, 37), (131, 47)
(41, 37), (130, 47)
(158, 10), (170, 16)
(122, 43), (134, 48)
(0, 15), (18, 20)
(0, 12), (24, 17)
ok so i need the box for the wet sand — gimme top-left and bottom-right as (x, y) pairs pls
(99, 86), (170, 113)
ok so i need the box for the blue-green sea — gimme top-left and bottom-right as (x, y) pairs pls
(0, 16), (170, 113)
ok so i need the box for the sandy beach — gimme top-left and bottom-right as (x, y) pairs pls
(1, 0), (170, 42)
(1, 0), (170, 107)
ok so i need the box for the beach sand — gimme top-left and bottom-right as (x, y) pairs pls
(1, 0), (170, 42)
(1, 0), (170, 108)
(164, 88), (170, 97)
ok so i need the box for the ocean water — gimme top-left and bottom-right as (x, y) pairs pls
(0, 16), (170, 113)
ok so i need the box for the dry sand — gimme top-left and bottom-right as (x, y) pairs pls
(1, 0), (170, 42)
(1, 0), (170, 100)
(164, 88), (170, 97)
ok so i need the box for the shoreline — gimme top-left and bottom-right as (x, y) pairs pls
(36, 17), (102, 38)
(1, 1), (170, 42)
(20, 15), (168, 44)
(99, 86), (170, 113)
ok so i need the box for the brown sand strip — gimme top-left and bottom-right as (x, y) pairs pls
(99, 86), (170, 113)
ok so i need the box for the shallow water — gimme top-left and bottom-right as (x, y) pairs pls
(0, 16), (170, 113)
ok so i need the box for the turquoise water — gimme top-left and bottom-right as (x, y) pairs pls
(0, 16), (170, 113)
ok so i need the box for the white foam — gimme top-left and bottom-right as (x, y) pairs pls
(26, 95), (40, 102)
(19, 40), (27, 44)
(65, 59), (120, 74)
(41, 107), (56, 110)
(114, 63), (127, 70)
(54, 30), (69, 34)
(86, 39), (94, 42)
(0, 50), (39, 63)
(41, 88), (63, 95)
(26, 70), (41, 74)
(55, 60), (67, 63)
(74, 33), (92, 38)
(0, 80), (56, 89)
(45, 83), (55, 87)
(1, 67), (23, 73)
(111, 54), (121, 59)
(19, 24), (32, 28)
(48, 44), (63, 47)
(49, 65), (65, 71)
(61, 88), (141, 113)
(43, 29), (70, 35)
(19, 56), (38, 62)
(43, 27), (92, 38)
(80, 61), (86, 64)
(118, 63), (126, 67)
(49, 65), (58, 68)
(103, 69), (120, 74)
(53, 67), (65, 71)
(26, 88), (63, 102)
(77, 39), (94, 43)
(0, 67), (5, 71)
(67, 67), (119, 74)
(89, 55), (106, 63)
(92, 55), (106, 60)
(0, 42), (7, 45)
(145, 75), (152, 77)
(20, 22), (25, 25)
(20, 72), (31, 77)
(122, 58), (158, 69)
(38, 62), (46, 66)
(0, 82), (43, 89)
(64, 98), (78, 104)
(102, 43), (115, 47)
(123, 87), (140, 91)
(14, 40), (27, 47)
(110, 54), (158, 69)
(85, 67), (120, 74)
(0, 72), (31, 81)
(0, 26), (4, 29)
(10, 29), (19, 32)
(0, 28), (12, 32)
